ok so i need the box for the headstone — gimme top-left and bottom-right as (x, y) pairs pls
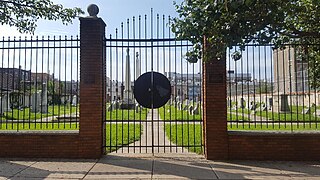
(249, 101), (256, 111)
(183, 104), (189, 111)
(192, 103), (200, 115)
(268, 98), (273, 109)
(0, 95), (11, 114)
(239, 98), (245, 109)
(107, 105), (112, 112)
(261, 104), (267, 111)
(227, 98), (232, 107)
(40, 83), (48, 113)
(302, 107), (310, 114)
(176, 96), (181, 103)
(188, 105), (194, 115)
(31, 91), (41, 113)
(135, 103), (140, 113)
(178, 102), (183, 110)
(314, 110), (320, 117)
(71, 95), (78, 106)
(115, 101), (120, 109)
(279, 94), (291, 112)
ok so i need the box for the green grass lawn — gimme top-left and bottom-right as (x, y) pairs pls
(165, 124), (203, 154)
(228, 113), (249, 121)
(229, 105), (320, 122)
(106, 109), (148, 121)
(105, 124), (141, 153)
(159, 105), (248, 121)
(228, 123), (320, 131)
(0, 122), (79, 130)
(0, 122), (141, 154)
(159, 105), (201, 121)
(2, 105), (78, 120)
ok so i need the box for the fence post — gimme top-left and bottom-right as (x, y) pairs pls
(202, 39), (228, 160)
(79, 4), (106, 158)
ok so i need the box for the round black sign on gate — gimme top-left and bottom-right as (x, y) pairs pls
(134, 72), (171, 109)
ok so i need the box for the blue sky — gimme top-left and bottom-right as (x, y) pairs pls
(0, 0), (273, 82)
(1, 0), (182, 37)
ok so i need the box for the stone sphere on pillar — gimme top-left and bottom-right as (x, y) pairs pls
(87, 4), (99, 17)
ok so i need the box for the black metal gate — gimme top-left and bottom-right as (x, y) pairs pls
(104, 12), (203, 154)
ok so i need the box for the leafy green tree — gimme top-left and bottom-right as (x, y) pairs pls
(172, 0), (320, 89)
(0, 0), (84, 33)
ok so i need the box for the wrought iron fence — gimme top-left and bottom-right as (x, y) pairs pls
(227, 38), (320, 131)
(0, 36), (80, 131)
(104, 13), (203, 154)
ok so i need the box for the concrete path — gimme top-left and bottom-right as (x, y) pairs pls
(1, 154), (319, 179)
(112, 109), (194, 154)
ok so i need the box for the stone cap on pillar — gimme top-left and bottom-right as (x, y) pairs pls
(87, 4), (99, 18)
(79, 4), (106, 28)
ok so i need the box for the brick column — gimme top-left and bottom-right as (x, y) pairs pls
(202, 39), (228, 160)
(79, 15), (106, 158)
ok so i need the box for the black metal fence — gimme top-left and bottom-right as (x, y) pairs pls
(0, 36), (80, 131)
(227, 38), (320, 131)
(104, 13), (203, 154)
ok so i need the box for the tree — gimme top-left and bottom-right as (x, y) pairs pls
(172, 0), (320, 89)
(0, 0), (84, 33)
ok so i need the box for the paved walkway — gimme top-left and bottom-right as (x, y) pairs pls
(0, 154), (319, 179)
(112, 109), (192, 154)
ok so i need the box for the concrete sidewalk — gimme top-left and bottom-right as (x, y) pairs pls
(1, 154), (320, 179)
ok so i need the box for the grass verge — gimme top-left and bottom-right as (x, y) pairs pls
(164, 124), (203, 154)
(159, 105), (201, 121)
(3, 106), (78, 120)
(106, 109), (148, 121)
(228, 123), (320, 131)
(106, 124), (141, 153)
(229, 106), (320, 122)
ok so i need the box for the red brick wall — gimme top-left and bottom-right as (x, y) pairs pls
(228, 132), (320, 160)
(202, 39), (228, 160)
(203, 38), (320, 161)
(79, 17), (106, 158)
(0, 17), (106, 159)
(0, 133), (79, 158)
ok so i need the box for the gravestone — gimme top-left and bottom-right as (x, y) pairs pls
(107, 105), (112, 112)
(135, 103), (140, 113)
(227, 98), (232, 107)
(249, 101), (256, 111)
(40, 83), (48, 113)
(115, 101), (120, 109)
(268, 98), (273, 110)
(188, 105), (193, 115)
(261, 104), (267, 111)
(192, 103), (200, 115)
(71, 95), (78, 106)
(0, 95), (11, 114)
(314, 110), (320, 117)
(178, 102), (183, 111)
(183, 104), (189, 111)
(31, 91), (41, 113)
(301, 107), (310, 114)
(279, 94), (291, 112)
(239, 98), (246, 109)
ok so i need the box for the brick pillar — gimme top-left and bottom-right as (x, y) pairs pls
(202, 39), (228, 160)
(79, 16), (106, 158)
